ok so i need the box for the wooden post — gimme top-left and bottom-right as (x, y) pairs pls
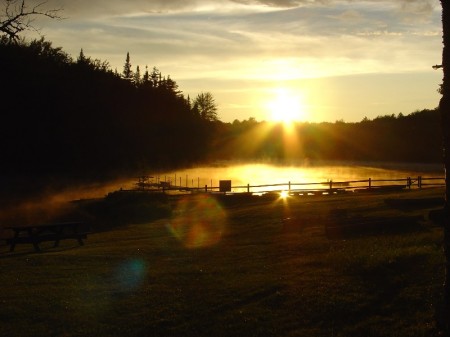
(407, 177), (411, 189)
(368, 178), (372, 189)
(329, 180), (333, 191)
(247, 184), (250, 193)
(205, 185), (208, 192)
(418, 176), (422, 189)
(289, 181), (291, 193)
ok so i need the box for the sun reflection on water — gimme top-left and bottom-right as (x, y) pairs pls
(151, 162), (443, 194)
(279, 190), (289, 199)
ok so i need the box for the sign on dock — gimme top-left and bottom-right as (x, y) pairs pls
(219, 180), (232, 193)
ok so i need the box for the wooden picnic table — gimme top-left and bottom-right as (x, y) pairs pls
(5, 221), (89, 252)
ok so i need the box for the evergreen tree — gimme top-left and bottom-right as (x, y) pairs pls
(134, 65), (141, 86)
(122, 52), (133, 80)
(77, 48), (87, 64)
(142, 65), (150, 85)
(161, 75), (181, 96)
(150, 66), (160, 87)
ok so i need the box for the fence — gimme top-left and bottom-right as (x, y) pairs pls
(136, 175), (445, 196)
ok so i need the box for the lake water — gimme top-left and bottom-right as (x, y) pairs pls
(134, 161), (445, 194)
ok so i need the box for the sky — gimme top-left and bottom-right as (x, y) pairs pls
(25, 0), (443, 123)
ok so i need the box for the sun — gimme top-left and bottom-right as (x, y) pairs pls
(279, 190), (289, 199)
(266, 88), (305, 124)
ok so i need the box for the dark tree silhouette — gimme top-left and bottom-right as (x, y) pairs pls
(0, 0), (62, 41)
(440, 1), (450, 334)
(134, 65), (141, 86)
(150, 66), (161, 87)
(122, 51), (133, 81)
(194, 92), (218, 121)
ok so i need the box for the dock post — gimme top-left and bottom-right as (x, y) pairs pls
(289, 181), (291, 193)
(369, 178), (372, 189)
(205, 185), (208, 192)
(247, 184), (250, 193)
(418, 176), (422, 189)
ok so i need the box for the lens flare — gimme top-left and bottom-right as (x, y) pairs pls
(167, 195), (227, 249)
(115, 259), (147, 292)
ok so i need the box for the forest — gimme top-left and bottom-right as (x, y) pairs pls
(0, 37), (443, 185)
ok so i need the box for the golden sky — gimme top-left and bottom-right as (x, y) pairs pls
(32, 0), (442, 123)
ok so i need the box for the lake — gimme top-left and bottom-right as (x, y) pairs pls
(133, 161), (445, 194)
(4, 161), (443, 223)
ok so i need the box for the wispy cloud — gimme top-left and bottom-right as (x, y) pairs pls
(30, 0), (442, 122)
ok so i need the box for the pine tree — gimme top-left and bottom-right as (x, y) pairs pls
(142, 65), (150, 85)
(162, 75), (181, 95)
(77, 48), (86, 63)
(134, 65), (141, 86)
(150, 66), (160, 87)
(122, 52), (133, 80)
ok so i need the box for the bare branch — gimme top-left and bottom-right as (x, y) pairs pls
(0, 0), (63, 42)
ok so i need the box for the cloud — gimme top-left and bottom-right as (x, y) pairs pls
(231, 0), (335, 7)
(38, 0), (440, 79)
(400, 0), (434, 15)
(28, 0), (201, 18)
(29, 0), (260, 18)
(25, 0), (439, 23)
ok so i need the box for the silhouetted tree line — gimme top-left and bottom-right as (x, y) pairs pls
(0, 37), (217, 181)
(211, 110), (442, 163)
(0, 37), (443, 187)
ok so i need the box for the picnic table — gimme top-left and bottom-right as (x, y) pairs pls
(5, 221), (89, 252)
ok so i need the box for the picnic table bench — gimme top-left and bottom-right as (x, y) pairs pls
(5, 221), (89, 252)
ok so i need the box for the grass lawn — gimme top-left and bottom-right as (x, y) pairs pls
(0, 188), (446, 337)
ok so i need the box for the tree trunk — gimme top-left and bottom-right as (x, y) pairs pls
(440, 1), (450, 334)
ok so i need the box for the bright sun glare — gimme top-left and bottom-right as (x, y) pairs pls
(279, 190), (289, 199)
(266, 88), (305, 124)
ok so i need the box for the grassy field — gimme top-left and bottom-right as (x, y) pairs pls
(0, 188), (447, 337)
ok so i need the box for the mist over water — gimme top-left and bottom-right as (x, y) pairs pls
(1, 161), (443, 225)
(139, 161), (444, 192)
